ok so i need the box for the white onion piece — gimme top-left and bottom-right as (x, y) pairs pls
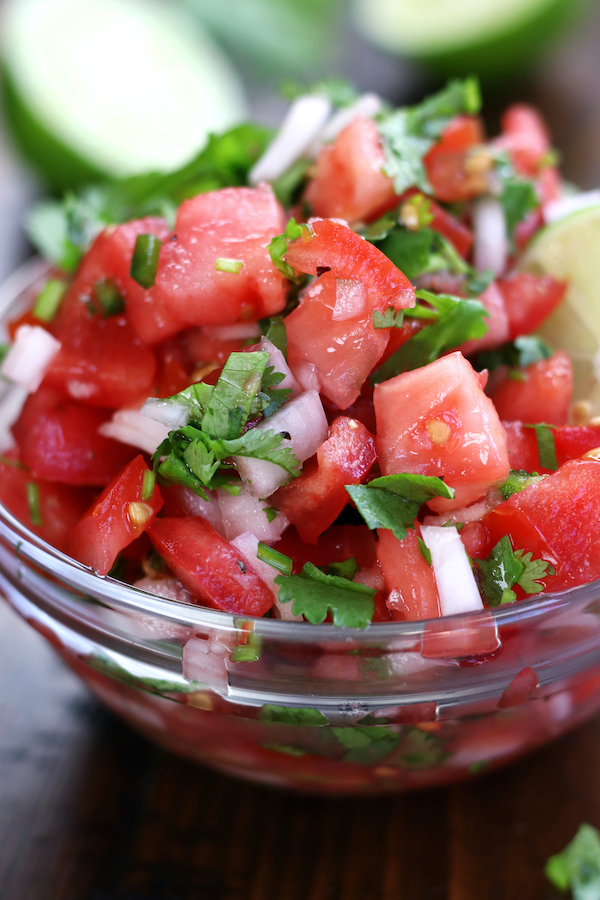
(203, 322), (261, 341)
(141, 397), (189, 429)
(249, 95), (332, 184)
(0, 383), (28, 452)
(332, 279), (367, 321)
(259, 336), (300, 395)
(472, 196), (508, 276)
(183, 637), (229, 692)
(229, 530), (302, 620)
(420, 525), (484, 616)
(234, 390), (328, 497)
(166, 485), (225, 535)
(314, 92), (383, 150)
(291, 360), (320, 393)
(544, 190), (600, 223)
(218, 488), (290, 542)
(98, 409), (171, 455)
(1, 324), (61, 392)
(134, 576), (195, 604)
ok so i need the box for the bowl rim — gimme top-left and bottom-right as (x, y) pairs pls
(1, 258), (598, 643)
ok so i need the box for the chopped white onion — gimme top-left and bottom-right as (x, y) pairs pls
(1, 324), (61, 393)
(332, 279), (367, 321)
(313, 92), (383, 150)
(141, 397), (189, 429)
(182, 637), (229, 692)
(168, 485), (226, 536)
(259, 335), (300, 395)
(203, 322), (261, 341)
(290, 360), (320, 393)
(249, 94), (332, 184)
(98, 409), (171, 455)
(420, 525), (484, 616)
(544, 190), (600, 223)
(0, 383), (28, 452)
(234, 390), (328, 497)
(218, 488), (289, 542)
(472, 196), (508, 277)
(229, 531), (302, 619)
(133, 576), (195, 604)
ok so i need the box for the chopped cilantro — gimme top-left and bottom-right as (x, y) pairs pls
(525, 423), (558, 471)
(499, 177), (539, 246)
(545, 824), (600, 900)
(372, 289), (488, 381)
(275, 562), (375, 628)
(500, 470), (545, 499)
(0, 343), (9, 366)
(327, 558), (359, 580)
(472, 335), (554, 372)
(163, 380), (215, 427)
(346, 473), (454, 542)
(263, 507), (277, 524)
(33, 278), (67, 322)
(258, 705), (328, 725)
(332, 725), (400, 764)
(268, 218), (312, 282)
(375, 226), (437, 281)
(400, 727), (449, 769)
(475, 535), (555, 606)
(281, 77), (358, 108)
(264, 315), (287, 359)
(130, 234), (162, 289)
(417, 536), (432, 565)
(201, 350), (269, 440)
(26, 482), (42, 527)
(373, 307), (405, 329)
(377, 77), (481, 196)
(466, 269), (494, 296)
(257, 542), (293, 575)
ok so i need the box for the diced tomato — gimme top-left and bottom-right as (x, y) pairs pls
(13, 385), (137, 486)
(421, 611), (500, 659)
(496, 273), (566, 340)
(494, 104), (551, 178)
(67, 455), (163, 575)
(377, 527), (440, 621)
(424, 115), (487, 203)
(374, 351), (510, 512)
(481, 459), (600, 589)
(303, 117), (397, 224)
(272, 416), (376, 542)
(459, 521), (489, 559)
(185, 328), (247, 368)
(502, 421), (540, 472)
(504, 422), (600, 474)
(460, 282), (510, 357)
(401, 188), (473, 257)
(497, 666), (539, 709)
(323, 381), (377, 434)
(273, 524), (377, 573)
(490, 350), (572, 426)
(154, 337), (193, 398)
(154, 185), (288, 327)
(147, 516), (274, 616)
(0, 450), (94, 552)
(284, 218), (415, 312)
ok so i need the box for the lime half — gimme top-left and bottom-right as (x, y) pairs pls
(352, 0), (588, 79)
(0, 0), (246, 190)
(519, 204), (600, 414)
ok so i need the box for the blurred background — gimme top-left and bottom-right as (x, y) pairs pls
(0, 0), (599, 288)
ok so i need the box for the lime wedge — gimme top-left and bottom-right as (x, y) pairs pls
(519, 205), (600, 413)
(0, 0), (246, 190)
(352, 0), (586, 79)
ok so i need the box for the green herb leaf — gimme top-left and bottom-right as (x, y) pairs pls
(372, 290), (488, 381)
(33, 279), (67, 322)
(417, 536), (432, 565)
(378, 77), (481, 196)
(525, 423), (558, 471)
(327, 558), (359, 580)
(258, 705), (328, 725)
(347, 474), (454, 541)
(499, 177), (539, 247)
(201, 350), (269, 440)
(514, 549), (556, 594)
(400, 727), (450, 769)
(271, 156), (311, 208)
(163, 381), (215, 426)
(275, 561), (375, 628)
(281, 77), (358, 108)
(472, 335), (554, 372)
(268, 218), (311, 282)
(475, 535), (554, 606)
(332, 725), (400, 764)
(374, 227), (437, 281)
(93, 279), (125, 318)
(500, 470), (546, 500)
(545, 824), (600, 900)
(264, 316), (287, 359)
(373, 307), (405, 329)
(257, 542), (293, 575)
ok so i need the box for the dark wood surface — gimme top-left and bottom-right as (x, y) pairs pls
(4, 5), (600, 899)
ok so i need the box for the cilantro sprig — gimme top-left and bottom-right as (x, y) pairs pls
(371, 289), (488, 381)
(493, 151), (539, 248)
(472, 335), (554, 372)
(275, 562), (375, 628)
(546, 824), (600, 900)
(268, 217), (313, 283)
(475, 535), (555, 606)
(346, 473), (455, 542)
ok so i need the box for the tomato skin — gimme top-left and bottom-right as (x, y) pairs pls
(424, 115), (487, 202)
(374, 351), (510, 512)
(490, 350), (573, 426)
(273, 416), (377, 542)
(285, 218), (415, 312)
(0, 451), (94, 552)
(377, 527), (440, 621)
(67, 455), (163, 575)
(304, 117), (397, 224)
(154, 185), (288, 327)
(496, 274), (566, 340)
(494, 104), (551, 178)
(147, 516), (274, 616)
(13, 385), (136, 486)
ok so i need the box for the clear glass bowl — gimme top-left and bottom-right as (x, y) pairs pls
(2, 262), (600, 795)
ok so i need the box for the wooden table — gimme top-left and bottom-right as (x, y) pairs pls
(4, 5), (600, 899)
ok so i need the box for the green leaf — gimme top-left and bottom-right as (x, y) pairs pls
(374, 227), (437, 281)
(257, 542), (293, 575)
(264, 316), (287, 359)
(514, 549), (556, 594)
(201, 350), (269, 440)
(346, 473), (454, 541)
(164, 381), (215, 426)
(271, 156), (311, 208)
(275, 562), (375, 629)
(417, 536), (432, 565)
(371, 290), (488, 381)
(281, 77), (358, 108)
(373, 307), (405, 330)
(545, 824), (600, 900)
(500, 470), (546, 500)
(475, 535), (554, 607)
(400, 727), (450, 769)
(332, 725), (400, 764)
(268, 217), (311, 283)
(327, 558), (359, 580)
(32, 279), (67, 322)
(525, 423), (558, 471)
(258, 704), (328, 726)
(93, 279), (125, 318)
(472, 335), (554, 372)
(220, 426), (300, 478)
(499, 177), (539, 247)
(378, 77), (481, 196)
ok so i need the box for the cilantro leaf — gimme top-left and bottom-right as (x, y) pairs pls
(346, 473), (454, 542)
(220, 427), (300, 478)
(332, 726), (400, 764)
(377, 77), (481, 196)
(371, 290), (488, 381)
(400, 727), (450, 769)
(525, 423), (558, 471)
(500, 470), (546, 499)
(275, 562), (375, 628)
(375, 227), (437, 281)
(264, 316), (287, 359)
(258, 705), (328, 726)
(268, 218), (312, 282)
(475, 535), (554, 606)
(281, 77), (358, 108)
(499, 178), (539, 244)
(373, 307), (405, 329)
(472, 335), (554, 372)
(201, 350), (269, 440)
(251, 365), (292, 418)
(546, 824), (600, 900)
(327, 558), (359, 580)
(163, 381), (214, 426)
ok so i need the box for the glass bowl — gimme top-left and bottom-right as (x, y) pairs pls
(2, 262), (600, 795)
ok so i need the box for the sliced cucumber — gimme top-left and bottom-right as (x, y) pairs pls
(352, 0), (587, 78)
(0, 0), (246, 190)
